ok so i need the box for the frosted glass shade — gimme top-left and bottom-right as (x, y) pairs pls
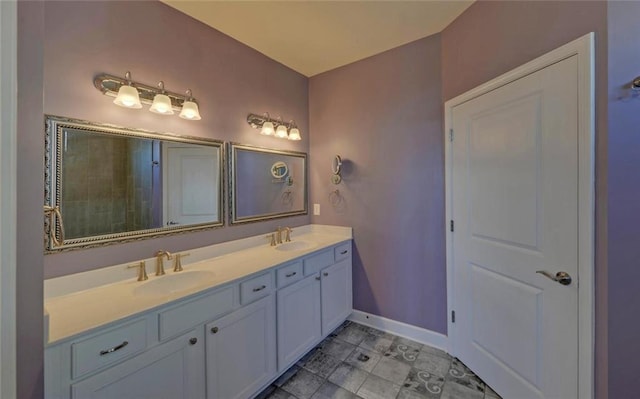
(260, 121), (275, 136)
(149, 93), (174, 115)
(113, 85), (142, 109)
(179, 100), (201, 120)
(288, 127), (301, 141)
(275, 124), (288, 138)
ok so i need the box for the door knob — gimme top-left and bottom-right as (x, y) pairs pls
(536, 270), (572, 286)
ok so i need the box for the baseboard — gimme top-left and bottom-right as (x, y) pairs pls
(349, 310), (448, 352)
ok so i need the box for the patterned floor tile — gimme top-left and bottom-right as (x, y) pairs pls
(281, 369), (325, 399)
(303, 350), (342, 378)
(397, 388), (429, 399)
(328, 363), (369, 393)
(336, 323), (369, 345)
(413, 352), (451, 378)
(266, 387), (299, 399)
(275, 365), (302, 387)
(384, 342), (421, 366)
(401, 368), (445, 398)
(311, 381), (359, 399)
(484, 384), (500, 399)
(447, 359), (485, 395)
(320, 336), (357, 361)
(419, 345), (450, 360)
(345, 347), (382, 373)
(357, 374), (401, 399)
(370, 356), (412, 385)
(394, 336), (423, 351)
(359, 333), (394, 354)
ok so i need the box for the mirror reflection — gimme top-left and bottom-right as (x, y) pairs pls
(230, 144), (307, 224)
(45, 116), (224, 251)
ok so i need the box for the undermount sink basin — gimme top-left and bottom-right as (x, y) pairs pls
(133, 270), (215, 298)
(275, 240), (317, 252)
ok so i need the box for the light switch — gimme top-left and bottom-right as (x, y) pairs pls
(313, 203), (320, 215)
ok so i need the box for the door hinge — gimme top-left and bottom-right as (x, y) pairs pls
(449, 129), (454, 142)
(451, 310), (456, 323)
(450, 220), (454, 232)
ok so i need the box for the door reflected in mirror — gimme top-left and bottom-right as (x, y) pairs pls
(45, 115), (224, 251)
(229, 143), (307, 224)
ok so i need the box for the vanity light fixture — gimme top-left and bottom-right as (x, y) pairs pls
(179, 89), (202, 120)
(260, 113), (275, 136)
(113, 71), (142, 109)
(247, 112), (303, 141)
(632, 76), (640, 91)
(94, 71), (201, 120)
(288, 120), (301, 141)
(275, 116), (289, 139)
(149, 81), (174, 115)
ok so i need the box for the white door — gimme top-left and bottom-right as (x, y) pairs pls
(451, 56), (579, 398)
(163, 143), (220, 226)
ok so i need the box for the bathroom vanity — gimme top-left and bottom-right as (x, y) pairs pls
(44, 225), (352, 399)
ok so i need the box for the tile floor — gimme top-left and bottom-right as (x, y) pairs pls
(255, 321), (501, 399)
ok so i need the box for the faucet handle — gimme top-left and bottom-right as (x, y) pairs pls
(173, 253), (190, 272)
(266, 233), (276, 247)
(284, 227), (292, 242)
(127, 261), (148, 282)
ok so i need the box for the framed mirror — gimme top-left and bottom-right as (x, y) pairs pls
(44, 115), (224, 252)
(229, 143), (307, 224)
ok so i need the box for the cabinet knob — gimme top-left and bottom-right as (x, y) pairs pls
(189, 337), (198, 345)
(315, 276), (321, 281)
(323, 272), (329, 277)
(211, 327), (219, 334)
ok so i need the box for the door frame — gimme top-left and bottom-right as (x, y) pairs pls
(0, 0), (18, 397)
(444, 33), (595, 399)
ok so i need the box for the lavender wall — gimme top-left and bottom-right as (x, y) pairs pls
(17, 2), (45, 397)
(309, 35), (446, 333)
(42, 1), (310, 278)
(442, 1), (609, 397)
(606, 2), (640, 397)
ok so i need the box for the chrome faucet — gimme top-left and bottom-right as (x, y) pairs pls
(266, 233), (277, 246)
(284, 227), (292, 242)
(155, 250), (172, 276)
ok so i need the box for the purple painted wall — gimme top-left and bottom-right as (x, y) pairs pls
(42, 1), (310, 278)
(309, 35), (446, 333)
(441, 1), (608, 396)
(17, 2), (45, 398)
(606, 2), (640, 398)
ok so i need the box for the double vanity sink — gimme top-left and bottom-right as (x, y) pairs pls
(44, 224), (352, 399)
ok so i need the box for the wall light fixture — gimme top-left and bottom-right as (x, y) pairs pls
(95, 71), (201, 120)
(247, 113), (302, 141)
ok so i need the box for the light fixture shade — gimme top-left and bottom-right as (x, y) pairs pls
(275, 124), (289, 138)
(149, 93), (174, 115)
(261, 121), (275, 136)
(179, 100), (201, 120)
(113, 85), (142, 109)
(288, 127), (301, 141)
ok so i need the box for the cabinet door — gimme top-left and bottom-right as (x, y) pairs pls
(321, 259), (353, 336)
(277, 273), (321, 371)
(71, 328), (205, 399)
(206, 295), (276, 399)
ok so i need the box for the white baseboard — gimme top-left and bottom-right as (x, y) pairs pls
(349, 310), (448, 352)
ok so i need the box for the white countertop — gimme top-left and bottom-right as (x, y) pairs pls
(44, 224), (352, 345)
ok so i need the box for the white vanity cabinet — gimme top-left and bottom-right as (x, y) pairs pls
(45, 238), (352, 399)
(71, 327), (205, 399)
(205, 295), (276, 399)
(277, 241), (353, 371)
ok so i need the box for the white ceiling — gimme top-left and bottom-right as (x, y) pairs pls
(162, 1), (474, 77)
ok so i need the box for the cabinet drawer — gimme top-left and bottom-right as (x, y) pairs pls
(334, 242), (352, 262)
(303, 250), (334, 276)
(159, 286), (236, 340)
(276, 261), (303, 288)
(240, 273), (273, 305)
(72, 318), (147, 379)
